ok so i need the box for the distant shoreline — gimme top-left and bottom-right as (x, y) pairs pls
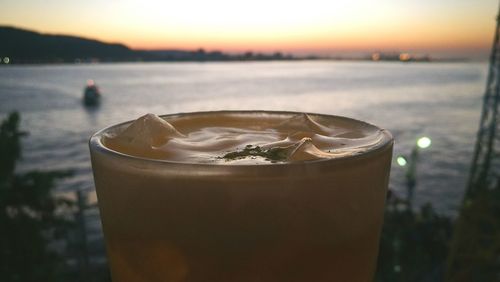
(0, 58), (479, 67)
(0, 26), (476, 66)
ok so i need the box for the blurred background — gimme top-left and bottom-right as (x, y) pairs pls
(0, 0), (499, 281)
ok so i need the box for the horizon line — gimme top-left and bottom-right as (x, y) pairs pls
(0, 24), (491, 60)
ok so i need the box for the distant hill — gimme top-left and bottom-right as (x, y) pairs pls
(0, 26), (300, 64)
(0, 26), (139, 63)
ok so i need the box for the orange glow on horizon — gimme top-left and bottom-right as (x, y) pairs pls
(110, 24), (492, 54)
(0, 0), (496, 57)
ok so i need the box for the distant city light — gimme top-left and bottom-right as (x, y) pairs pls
(399, 53), (411, 62)
(397, 156), (407, 167)
(3, 57), (10, 64)
(417, 136), (431, 149)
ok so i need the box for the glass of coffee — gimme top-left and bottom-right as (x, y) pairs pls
(89, 111), (393, 282)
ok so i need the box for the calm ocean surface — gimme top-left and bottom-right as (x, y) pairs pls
(0, 61), (488, 216)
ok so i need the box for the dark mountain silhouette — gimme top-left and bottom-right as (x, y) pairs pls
(0, 26), (301, 64)
(0, 26), (140, 63)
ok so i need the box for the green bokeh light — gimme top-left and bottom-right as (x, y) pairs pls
(417, 136), (431, 149)
(397, 156), (407, 166)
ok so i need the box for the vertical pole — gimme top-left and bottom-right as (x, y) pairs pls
(76, 190), (89, 281)
(446, 2), (500, 280)
(466, 1), (500, 195)
(405, 147), (419, 208)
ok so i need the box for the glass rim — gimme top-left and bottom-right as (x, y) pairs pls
(89, 110), (394, 168)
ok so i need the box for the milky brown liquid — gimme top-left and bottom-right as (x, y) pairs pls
(90, 111), (393, 282)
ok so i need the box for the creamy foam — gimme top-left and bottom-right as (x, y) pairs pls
(102, 112), (388, 164)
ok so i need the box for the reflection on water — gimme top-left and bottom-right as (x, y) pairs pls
(0, 61), (491, 281)
(0, 61), (486, 215)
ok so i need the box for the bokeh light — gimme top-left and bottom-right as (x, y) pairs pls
(417, 136), (432, 149)
(397, 156), (408, 167)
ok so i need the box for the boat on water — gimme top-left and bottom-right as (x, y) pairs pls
(83, 79), (101, 106)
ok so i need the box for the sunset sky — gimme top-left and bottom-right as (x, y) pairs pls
(1, 0), (497, 59)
